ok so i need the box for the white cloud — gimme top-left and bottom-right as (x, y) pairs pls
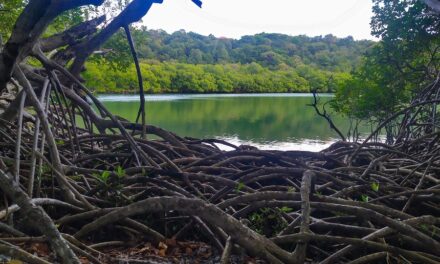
(142, 0), (374, 40)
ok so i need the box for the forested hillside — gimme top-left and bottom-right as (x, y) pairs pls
(112, 29), (372, 71)
(84, 29), (374, 93)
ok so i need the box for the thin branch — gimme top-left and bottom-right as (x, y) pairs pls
(124, 25), (147, 139)
(309, 91), (346, 141)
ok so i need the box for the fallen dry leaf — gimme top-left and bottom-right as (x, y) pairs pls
(29, 242), (50, 256)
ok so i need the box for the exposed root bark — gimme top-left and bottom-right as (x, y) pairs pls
(0, 1), (439, 263)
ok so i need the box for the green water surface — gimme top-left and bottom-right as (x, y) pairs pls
(99, 93), (356, 151)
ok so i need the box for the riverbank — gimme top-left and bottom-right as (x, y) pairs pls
(83, 61), (351, 94)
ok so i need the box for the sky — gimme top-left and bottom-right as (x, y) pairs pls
(143, 0), (375, 40)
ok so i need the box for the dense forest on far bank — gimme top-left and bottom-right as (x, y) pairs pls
(1, 1), (440, 263)
(83, 30), (374, 93)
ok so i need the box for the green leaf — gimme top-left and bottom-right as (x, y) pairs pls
(370, 182), (380, 192)
(115, 166), (125, 178)
(279, 206), (293, 213)
(41, 165), (51, 174)
(250, 213), (261, 222)
(361, 194), (369, 203)
(431, 226), (437, 238)
(261, 208), (270, 214)
(101, 171), (110, 182)
(420, 224), (439, 238)
(235, 182), (245, 193)
(94, 171), (111, 183)
(420, 224), (429, 232)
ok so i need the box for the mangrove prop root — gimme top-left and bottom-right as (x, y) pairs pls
(0, 4), (439, 263)
(0, 73), (439, 263)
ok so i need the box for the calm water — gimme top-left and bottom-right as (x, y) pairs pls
(98, 94), (357, 151)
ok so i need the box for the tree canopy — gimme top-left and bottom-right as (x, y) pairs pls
(84, 29), (372, 93)
(332, 0), (440, 123)
(0, 0), (25, 40)
(1, 1), (440, 264)
(0, 1), (374, 95)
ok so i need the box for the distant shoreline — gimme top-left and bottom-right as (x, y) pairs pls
(95, 91), (335, 96)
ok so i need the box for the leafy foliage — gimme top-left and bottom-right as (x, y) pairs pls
(371, 182), (380, 192)
(235, 182), (245, 193)
(115, 165), (126, 178)
(94, 170), (111, 183)
(84, 27), (372, 93)
(360, 194), (369, 203)
(0, 0), (25, 40)
(333, 0), (440, 123)
(248, 207), (288, 236)
(95, 27), (373, 73)
(0, 0), (86, 40)
(0, 1), (372, 94)
(89, 28), (133, 71)
(83, 60), (353, 94)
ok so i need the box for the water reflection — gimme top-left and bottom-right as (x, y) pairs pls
(99, 94), (354, 151)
